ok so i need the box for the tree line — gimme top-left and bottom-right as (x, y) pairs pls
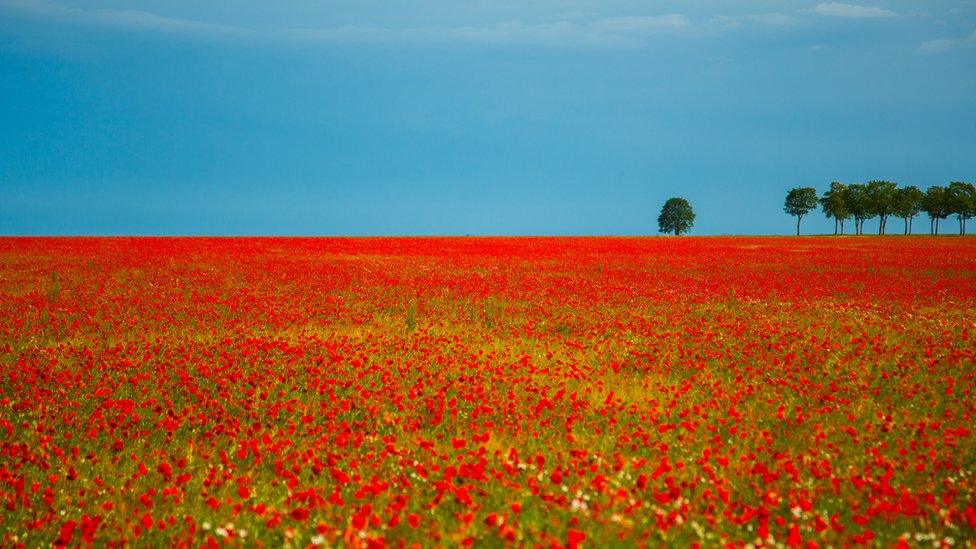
(785, 181), (976, 236)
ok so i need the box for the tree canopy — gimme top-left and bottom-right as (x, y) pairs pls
(947, 182), (976, 235)
(923, 186), (951, 235)
(784, 187), (818, 235)
(866, 180), (898, 235)
(820, 182), (851, 235)
(784, 181), (973, 236)
(658, 198), (695, 236)
(844, 184), (874, 235)
(892, 186), (924, 235)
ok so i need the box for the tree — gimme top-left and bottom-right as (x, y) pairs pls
(820, 182), (851, 235)
(866, 180), (898, 235)
(892, 185), (924, 235)
(657, 197), (695, 235)
(947, 181), (976, 236)
(844, 184), (874, 235)
(923, 186), (950, 235)
(784, 187), (818, 236)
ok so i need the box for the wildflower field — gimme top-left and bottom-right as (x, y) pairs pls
(1, 236), (975, 548)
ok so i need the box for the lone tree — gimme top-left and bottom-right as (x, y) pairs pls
(820, 182), (851, 235)
(892, 185), (924, 235)
(845, 184), (874, 235)
(657, 197), (695, 235)
(784, 187), (818, 236)
(923, 186), (950, 235)
(866, 180), (898, 235)
(947, 181), (976, 235)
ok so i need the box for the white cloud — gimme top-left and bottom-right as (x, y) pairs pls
(710, 13), (799, 29)
(809, 3), (897, 19)
(280, 16), (693, 48)
(7, 0), (894, 49)
(0, 1), (698, 48)
(88, 9), (239, 36)
(0, 0), (240, 36)
(920, 30), (976, 52)
(591, 15), (692, 33)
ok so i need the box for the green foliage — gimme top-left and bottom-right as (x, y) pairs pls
(866, 181), (898, 216)
(47, 272), (61, 303)
(784, 187), (818, 235)
(784, 187), (818, 217)
(947, 182), (976, 217)
(866, 180), (898, 234)
(892, 186), (924, 219)
(657, 197), (695, 236)
(405, 301), (417, 332)
(891, 185), (925, 234)
(483, 299), (502, 329)
(844, 184), (874, 235)
(947, 181), (976, 234)
(791, 180), (971, 236)
(923, 186), (952, 235)
(923, 186), (949, 218)
(820, 182), (851, 221)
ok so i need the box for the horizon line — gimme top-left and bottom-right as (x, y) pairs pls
(1, 233), (971, 238)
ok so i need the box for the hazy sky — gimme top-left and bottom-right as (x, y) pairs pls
(2, 1), (975, 235)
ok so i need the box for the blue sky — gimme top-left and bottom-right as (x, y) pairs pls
(1, 1), (974, 235)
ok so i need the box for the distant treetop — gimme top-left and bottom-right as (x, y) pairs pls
(658, 197), (695, 236)
(786, 180), (974, 236)
(784, 187), (818, 235)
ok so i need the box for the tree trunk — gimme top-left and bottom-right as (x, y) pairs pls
(796, 216), (801, 236)
(840, 219), (845, 235)
(834, 218), (838, 235)
(936, 218), (940, 235)
(904, 217), (908, 235)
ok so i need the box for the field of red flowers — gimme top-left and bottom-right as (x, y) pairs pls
(1, 237), (975, 547)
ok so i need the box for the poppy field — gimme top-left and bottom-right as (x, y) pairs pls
(1, 236), (975, 548)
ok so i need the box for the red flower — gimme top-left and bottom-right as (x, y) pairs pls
(965, 506), (976, 529)
(140, 512), (153, 531)
(786, 523), (802, 547)
(550, 470), (563, 485)
(157, 462), (172, 481)
(329, 489), (345, 506)
(56, 520), (76, 546)
(567, 529), (586, 549)
(484, 513), (499, 527)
